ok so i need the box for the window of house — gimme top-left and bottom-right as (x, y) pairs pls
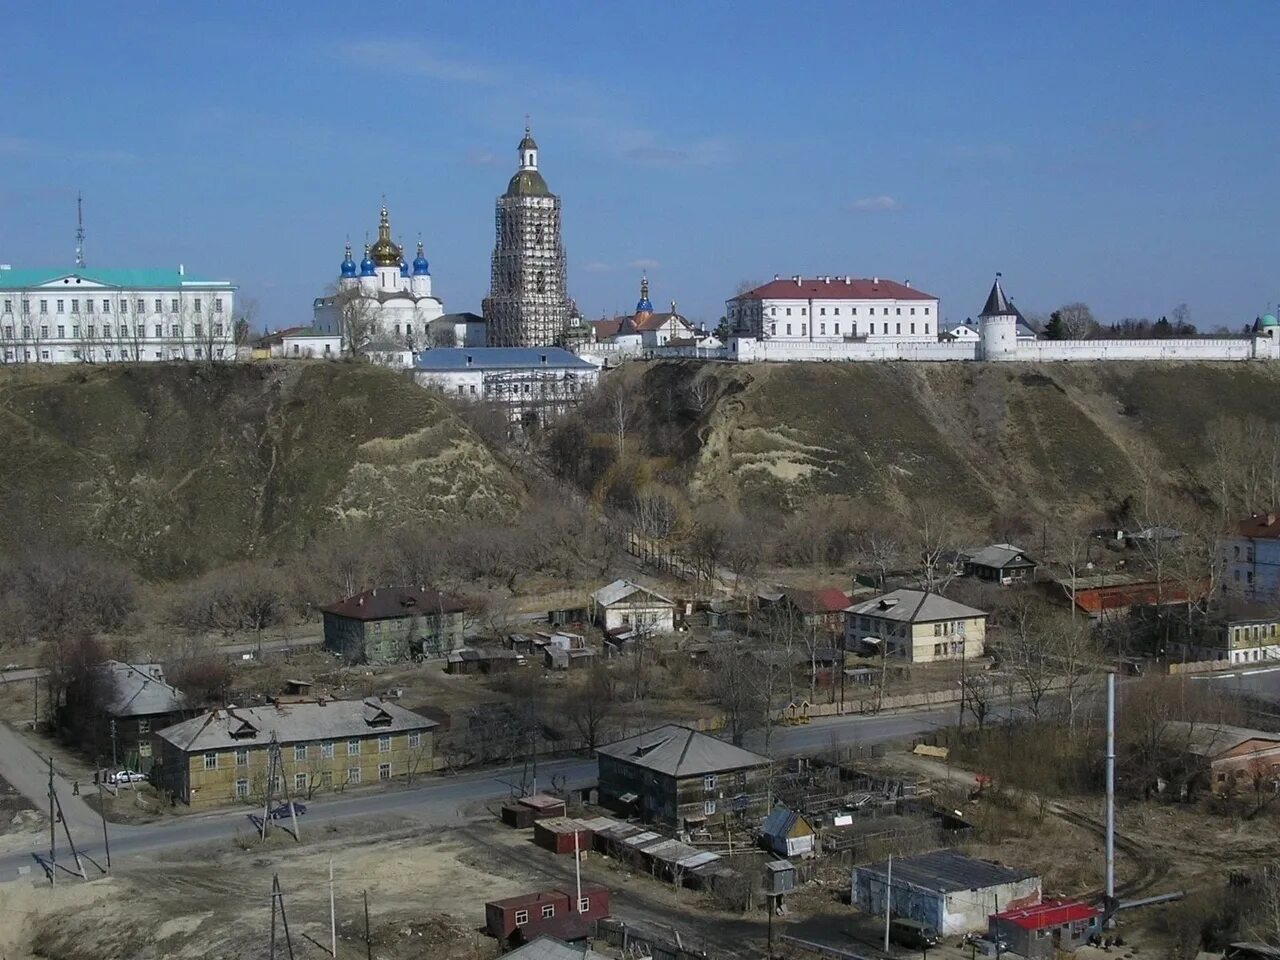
(820, 323), (826, 334)
(541, 904), (555, 919)
(896, 323), (901, 335)
(170, 324), (179, 337)
(770, 307), (776, 316)
(87, 299), (95, 314)
(235, 778), (249, 798)
(379, 735), (391, 753)
(295, 772), (307, 792)
(819, 307), (826, 316)
(22, 325), (30, 338)
(785, 307), (791, 316)
(194, 298), (202, 313)
(348, 739), (360, 756)
(170, 299), (179, 313)
(204, 752), (218, 770)
(348, 767), (361, 784)
(194, 323), (203, 338)
(138, 718), (151, 734)
(322, 741), (335, 759)
(2, 300), (10, 313)
(57, 300), (65, 313)
(41, 349), (49, 360)
(705, 775), (717, 790)
(21, 300), (30, 314)
(154, 324), (162, 338)
(925, 324), (930, 334)
(578, 898), (590, 913)
(71, 299), (79, 313)
(896, 308), (902, 315)
(320, 770), (333, 787)
(704, 799), (716, 816)
(408, 731), (421, 749)
(379, 763), (391, 781)
(40, 300), (48, 314)
(801, 324), (806, 336)
(213, 323), (223, 337)
(514, 910), (529, 926)
(103, 324), (111, 338)
(294, 744), (308, 761)
(835, 323), (840, 334)
(786, 324), (792, 335)
(215, 298), (223, 313)
(910, 323), (916, 334)
(72, 325), (80, 338)
(236, 748), (248, 765)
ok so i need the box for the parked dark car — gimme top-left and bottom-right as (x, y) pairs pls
(269, 801), (307, 819)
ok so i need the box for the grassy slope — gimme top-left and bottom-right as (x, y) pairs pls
(0, 363), (523, 577)
(628, 360), (1280, 522)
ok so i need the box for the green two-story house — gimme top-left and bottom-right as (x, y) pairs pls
(322, 586), (469, 663)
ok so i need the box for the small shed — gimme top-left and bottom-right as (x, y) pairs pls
(520, 794), (567, 819)
(534, 818), (595, 855)
(761, 807), (816, 859)
(989, 899), (1101, 958)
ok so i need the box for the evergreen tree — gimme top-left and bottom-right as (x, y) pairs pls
(1044, 310), (1066, 340)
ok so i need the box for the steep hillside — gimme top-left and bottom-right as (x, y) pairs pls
(0, 363), (523, 576)
(618, 360), (1280, 523)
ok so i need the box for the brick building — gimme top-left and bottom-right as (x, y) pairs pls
(484, 885), (610, 946)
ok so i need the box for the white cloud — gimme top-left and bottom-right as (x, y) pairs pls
(337, 40), (500, 84)
(581, 262), (614, 273)
(851, 195), (901, 213)
(629, 259), (661, 270)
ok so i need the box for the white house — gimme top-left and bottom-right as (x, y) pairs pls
(0, 265), (236, 364)
(726, 275), (940, 344)
(589, 579), (676, 635)
(844, 589), (987, 663)
(412, 346), (599, 428)
(279, 330), (342, 359)
(1223, 513), (1280, 602)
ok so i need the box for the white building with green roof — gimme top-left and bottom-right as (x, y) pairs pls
(0, 265), (236, 364)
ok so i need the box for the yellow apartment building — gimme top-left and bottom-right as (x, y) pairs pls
(154, 697), (437, 810)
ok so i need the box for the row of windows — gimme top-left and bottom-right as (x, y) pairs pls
(3, 323), (225, 340)
(5, 346), (226, 362)
(205, 733), (419, 769)
(769, 322), (932, 338)
(771, 304), (930, 318)
(512, 898), (592, 926)
(933, 641), (965, 657)
(232, 764), (394, 796)
(3, 297), (223, 315)
(452, 381), (581, 397)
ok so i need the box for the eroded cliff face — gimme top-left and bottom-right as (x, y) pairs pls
(0, 363), (523, 576)
(613, 359), (1280, 523)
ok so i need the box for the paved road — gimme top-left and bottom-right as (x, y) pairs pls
(0, 702), (960, 881)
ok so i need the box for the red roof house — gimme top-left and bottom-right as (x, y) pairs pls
(485, 885), (610, 945)
(989, 899), (1101, 957)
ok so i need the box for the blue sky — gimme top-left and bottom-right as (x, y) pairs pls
(2, 2), (1277, 331)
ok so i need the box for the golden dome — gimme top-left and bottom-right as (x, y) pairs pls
(369, 205), (403, 267)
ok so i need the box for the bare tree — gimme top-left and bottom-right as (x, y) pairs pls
(708, 637), (769, 747)
(1056, 302), (1099, 340)
(607, 382), (637, 461)
(561, 662), (617, 750)
(332, 286), (381, 358)
(907, 503), (967, 593)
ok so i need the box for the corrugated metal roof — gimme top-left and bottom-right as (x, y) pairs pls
(590, 578), (674, 607)
(963, 544), (1035, 570)
(99, 661), (186, 718)
(156, 698), (436, 752)
(414, 347), (594, 371)
(500, 936), (612, 960)
(0, 268), (232, 289)
(857, 849), (1037, 894)
(846, 589), (987, 624)
(596, 724), (770, 777)
(322, 586), (467, 621)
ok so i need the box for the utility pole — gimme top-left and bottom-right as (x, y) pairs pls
(329, 858), (337, 958)
(1105, 670), (1117, 913)
(883, 854), (893, 952)
(110, 718), (118, 773)
(96, 756), (111, 873)
(363, 890), (373, 960)
(75, 192), (86, 268)
(48, 755), (56, 885)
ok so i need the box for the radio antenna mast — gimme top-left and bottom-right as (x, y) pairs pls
(75, 193), (86, 268)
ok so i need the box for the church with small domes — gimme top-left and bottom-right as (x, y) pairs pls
(312, 205), (445, 350)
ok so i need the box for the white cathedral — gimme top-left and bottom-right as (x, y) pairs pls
(312, 205), (447, 349)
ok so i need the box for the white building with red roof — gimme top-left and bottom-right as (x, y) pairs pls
(727, 274), (939, 344)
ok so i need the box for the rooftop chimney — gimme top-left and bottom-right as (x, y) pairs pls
(465, 354), (473, 367)
(823, 276), (831, 284)
(773, 274), (780, 280)
(905, 279), (911, 288)
(793, 275), (802, 285)
(873, 276), (879, 285)
(178, 264), (185, 276)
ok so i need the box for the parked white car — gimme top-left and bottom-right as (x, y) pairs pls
(106, 770), (146, 784)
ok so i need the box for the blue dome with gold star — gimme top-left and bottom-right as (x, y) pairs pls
(636, 275), (653, 313)
(359, 245), (376, 277)
(413, 240), (430, 276)
(340, 243), (357, 278)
